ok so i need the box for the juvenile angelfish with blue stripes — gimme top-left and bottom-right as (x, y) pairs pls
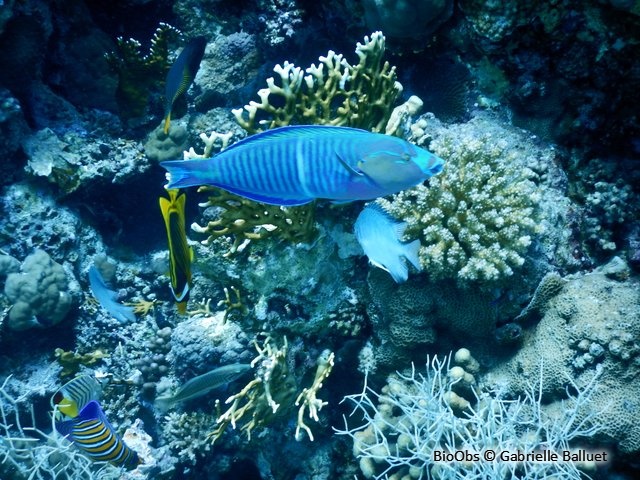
(161, 125), (445, 206)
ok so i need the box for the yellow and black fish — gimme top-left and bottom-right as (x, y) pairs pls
(159, 189), (193, 314)
(50, 374), (102, 420)
(55, 400), (141, 469)
(163, 36), (207, 134)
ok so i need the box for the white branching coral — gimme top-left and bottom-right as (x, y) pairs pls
(378, 114), (544, 285)
(337, 355), (602, 480)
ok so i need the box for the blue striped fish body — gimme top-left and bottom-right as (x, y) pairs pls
(51, 375), (102, 420)
(161, 125), (445, 206)
(56, 400), (140, 469)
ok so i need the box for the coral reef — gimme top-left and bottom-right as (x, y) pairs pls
(378, 113), (569, 287)
(488, 258), (640, 456)
(339, 352), (601, 479)
(362, 0), (453, 39)
(105, 23), (181, 121)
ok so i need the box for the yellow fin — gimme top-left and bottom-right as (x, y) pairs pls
(163, 113), (171, 135)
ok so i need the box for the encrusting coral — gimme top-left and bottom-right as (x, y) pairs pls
(4, 250), (77, 330)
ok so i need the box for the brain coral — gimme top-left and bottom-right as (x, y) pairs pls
(378, 114), (546, 287)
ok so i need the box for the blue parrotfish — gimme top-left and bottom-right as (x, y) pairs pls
(55, 400), (141, 469)
(159, 189), (193, 314)
(50, 374), (102, 420)
(354, 203), (421, 283)
(163, 36), (207, 134)
(160, 125), (445, 206)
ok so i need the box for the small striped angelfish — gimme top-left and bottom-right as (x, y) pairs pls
(55, 400), (141, 469)
(50, 374), (102, 420)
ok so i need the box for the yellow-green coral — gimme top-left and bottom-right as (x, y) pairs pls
(184, 131), (316, 255)
(105, 23), (181, 119)
(209, 336), (334, 443)
(192, 187), (316, 255)
(378, 115), (543, 286)
(209, 336), (295, 443)
(54, 347), (109, 379)
(232, 31), (401, 134)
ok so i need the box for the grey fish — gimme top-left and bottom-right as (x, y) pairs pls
(155, 363), (251, 411)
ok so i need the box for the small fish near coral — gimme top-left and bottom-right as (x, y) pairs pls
(159, 188), (193, 314)
(88, 265), (136, 323)
(51, 374), (103, 420)
(161, 125), (445, 206)
(355, 203), (421, 283)
(163, 36), (207, 134)
(55, 401), (141, 469)
(155, 363), (251, 411)
(51, 375), (141, 469)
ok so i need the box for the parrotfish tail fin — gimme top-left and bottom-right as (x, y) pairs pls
(161, 159), (213, 189)
(404, 239), (422, 272)
(163, 113), (171, 135)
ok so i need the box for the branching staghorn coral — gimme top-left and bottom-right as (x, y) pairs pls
(337, 354), (603, 480)
(209, 336), (295, 443)
(209, 336), (334, 444)
(232, 31), (401, 134)
(378, 115), (543, 286)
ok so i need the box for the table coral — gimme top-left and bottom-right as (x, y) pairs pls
(378, 114), (544, 286)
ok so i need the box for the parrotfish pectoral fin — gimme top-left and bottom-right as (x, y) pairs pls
(336, 152), (364, 177)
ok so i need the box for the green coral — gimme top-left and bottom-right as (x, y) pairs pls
(54, 347), (109, 379)
(378, 114), (543, 286)
(105, 22), (181, 120)
(232, 31), (401, 134)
